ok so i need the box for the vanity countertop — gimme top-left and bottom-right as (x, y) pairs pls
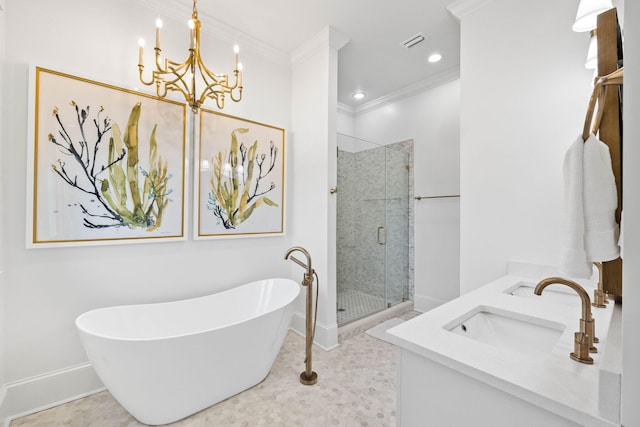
(386, 274), (620, 427)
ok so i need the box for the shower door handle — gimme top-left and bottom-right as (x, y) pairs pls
(377, 226), (387, 245)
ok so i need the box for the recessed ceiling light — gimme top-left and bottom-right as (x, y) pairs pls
(428, 53), (442, 63)
(352, 92), (366, 100)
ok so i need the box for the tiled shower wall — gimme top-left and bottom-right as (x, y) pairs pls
(336, 139), (414, 313)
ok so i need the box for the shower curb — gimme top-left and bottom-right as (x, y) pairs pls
(338, 301), (413, 342)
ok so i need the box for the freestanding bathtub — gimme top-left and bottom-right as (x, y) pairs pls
(76, 278), (300, 425)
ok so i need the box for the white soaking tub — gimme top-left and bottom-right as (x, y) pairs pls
(76, 278), (300, 425)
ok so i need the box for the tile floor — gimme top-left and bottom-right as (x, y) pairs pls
(10, 312), (420, 427)
(336, 289), (386, 325)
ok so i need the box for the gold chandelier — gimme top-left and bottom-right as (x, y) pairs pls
(137, 0), (243, 112)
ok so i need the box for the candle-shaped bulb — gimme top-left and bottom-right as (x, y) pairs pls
(155, 18), (162, 48)
(138, 38), (145, 65)
(188, 19), (195, 49)
(233, 44), (239, 69)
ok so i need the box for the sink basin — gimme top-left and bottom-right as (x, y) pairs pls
(506, 281), (581, 306)
(446, 306), (565, 355)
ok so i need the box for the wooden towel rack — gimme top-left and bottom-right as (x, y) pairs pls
(582, 67), (624, 141)
(591, 8), (623, 297)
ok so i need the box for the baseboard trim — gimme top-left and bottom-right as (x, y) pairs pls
(0, 363), (104, 426)
(290, 311), (339, 351)
(1, 319), (339, 425)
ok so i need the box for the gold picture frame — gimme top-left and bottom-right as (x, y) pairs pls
(27, 67), (187, 247)
(196, 109), (285, 238)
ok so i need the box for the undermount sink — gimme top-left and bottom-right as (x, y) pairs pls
(506, 281), (581, 306)
(446, 306), (566, 355)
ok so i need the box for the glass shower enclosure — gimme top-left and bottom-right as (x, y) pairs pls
(336, 134), (411, 326)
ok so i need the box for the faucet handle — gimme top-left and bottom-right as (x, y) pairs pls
(587, 315), (599, 345)
(592, 288), (607, 308)
(570, 332), (594, 364)
(579, 318), (598, 352)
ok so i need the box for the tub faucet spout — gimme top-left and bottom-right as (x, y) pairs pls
(284, 246), (314, 285)
(534, 277), (596, 364)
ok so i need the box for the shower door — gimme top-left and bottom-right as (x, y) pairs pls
(336, 135), (410, 326)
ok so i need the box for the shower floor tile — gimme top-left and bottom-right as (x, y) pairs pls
(10, 330), (397, 427)
(337, 289), (386, 325)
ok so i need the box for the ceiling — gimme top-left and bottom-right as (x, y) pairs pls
(139, 0), (461, 109)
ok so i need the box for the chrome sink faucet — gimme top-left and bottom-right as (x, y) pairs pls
(534, 277), (596, 364)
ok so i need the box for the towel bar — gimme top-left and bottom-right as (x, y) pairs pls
(414, 195), (460, 200)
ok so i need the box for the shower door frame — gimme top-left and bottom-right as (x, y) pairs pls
(335, 135), (413, 326)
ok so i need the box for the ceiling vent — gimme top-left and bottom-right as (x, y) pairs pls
(400, 32), (426, 49)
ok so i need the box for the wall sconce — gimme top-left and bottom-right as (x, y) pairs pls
(572, 0), (613, 32)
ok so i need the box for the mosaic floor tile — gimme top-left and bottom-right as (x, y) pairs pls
(10, 329), (398, 427)
(336, 289), (386, 325)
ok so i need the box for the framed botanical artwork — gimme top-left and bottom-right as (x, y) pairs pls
(196, 109), (285, 238)
(27, 67), (187, 247)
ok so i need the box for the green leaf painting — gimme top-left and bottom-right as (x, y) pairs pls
(207, 127), (279, 229)
(49, 101), (172, 230)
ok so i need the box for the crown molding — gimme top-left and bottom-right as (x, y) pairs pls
(350, 66), (460, 116)
(291, 26), (349, 66)
(131, 0), (289, 65)
(446, 0), (495, 22)
(337, 103), (355, 117)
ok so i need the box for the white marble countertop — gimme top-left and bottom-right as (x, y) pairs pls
(386, 274), (619, 427)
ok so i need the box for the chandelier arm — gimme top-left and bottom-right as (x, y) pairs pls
(198, 73), (226, 108)
(160, 59), (195, 96)
(229, 87), (243, 103)
(196, 53), (232, 84)
(138, 65), (156, 86)
(154, 77), (168, 99)
(153, 48), (167, 72)
(195, 54), (242, 107)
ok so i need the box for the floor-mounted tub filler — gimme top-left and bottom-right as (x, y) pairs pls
(75, 278), (301, 425)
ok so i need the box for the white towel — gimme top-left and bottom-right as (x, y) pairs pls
(583, 134), (620, 262)
(559, 134), (620, 279)
(559, 136), (592, 278)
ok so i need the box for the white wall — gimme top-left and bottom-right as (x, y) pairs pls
(1, 0), (292, 418)
(352, 80), (461, 310)
(0, 0), (6, 398)
(458, 0), (595, 293)
(289, 27), (347, 350)
(622, 1), (639, 424)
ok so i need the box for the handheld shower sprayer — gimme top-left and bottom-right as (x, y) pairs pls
(284, 246), (318, 385)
